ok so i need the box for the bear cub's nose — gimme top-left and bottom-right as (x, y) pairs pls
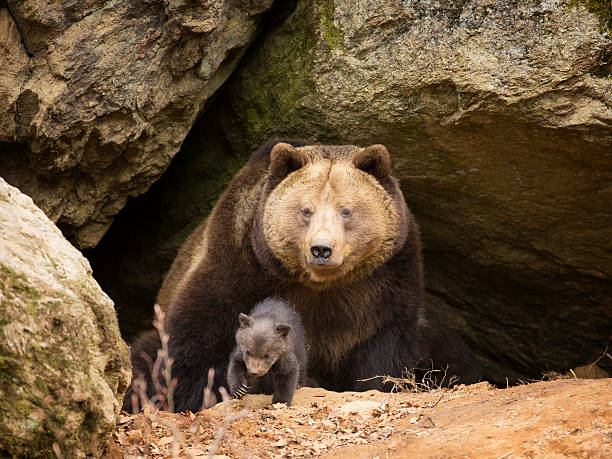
(311, 244), (333, 260)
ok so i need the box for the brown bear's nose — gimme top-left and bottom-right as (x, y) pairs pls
(311, 244), (332, 260)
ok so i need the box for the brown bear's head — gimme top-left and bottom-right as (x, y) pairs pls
(254, 142), (410, 288)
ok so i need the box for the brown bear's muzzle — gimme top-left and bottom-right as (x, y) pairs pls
(306, 240), (345, 282)
(302, 204), (348, 278)
(308, 238), (343, 267)
(310, 242), (333, 261)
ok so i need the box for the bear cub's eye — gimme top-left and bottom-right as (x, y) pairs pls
(340, 207), (353, 218)
(301, 207), (313, 218)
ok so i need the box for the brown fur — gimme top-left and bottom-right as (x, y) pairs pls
(262, 145), (404, 287)
(125, 139), (480, 413)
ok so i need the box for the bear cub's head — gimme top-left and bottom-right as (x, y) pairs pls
(236, 312), (292, 378)
(261, 142), (408, 287)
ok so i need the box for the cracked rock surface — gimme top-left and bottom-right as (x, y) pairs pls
(0, 0), (274, 248)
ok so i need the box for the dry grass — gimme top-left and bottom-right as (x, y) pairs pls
(123, 304), (247, 458)
(359, 361), (459, 394)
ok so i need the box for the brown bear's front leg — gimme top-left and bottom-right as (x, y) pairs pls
(227, 346), (249, 399)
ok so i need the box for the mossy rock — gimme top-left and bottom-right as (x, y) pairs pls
(0, 178), (131, 457)
(569, 0), (612, 33)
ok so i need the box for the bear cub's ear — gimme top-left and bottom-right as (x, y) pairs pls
(275, 323), (292, 338)
(352, 144), (392, 181)
(269, 142), (309, 179)
(239, 313), (254, 328)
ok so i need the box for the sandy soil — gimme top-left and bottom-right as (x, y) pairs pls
(105, 378), (612, 458)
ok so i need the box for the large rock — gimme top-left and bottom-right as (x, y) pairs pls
(0, 0), (275, 248)
(214, 0), (612, 381)
(91, 0), (612, 381)
(0, 178), (131, 457)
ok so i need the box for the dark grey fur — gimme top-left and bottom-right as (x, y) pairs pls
(227, 298), (306, 406)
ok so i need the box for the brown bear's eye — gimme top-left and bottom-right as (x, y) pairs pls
(301, 207), (313, 218)
(341, 207), (353, 218)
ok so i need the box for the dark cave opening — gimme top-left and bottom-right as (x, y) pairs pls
(85, 0), (302, 344)
(85, 111), (245, 343)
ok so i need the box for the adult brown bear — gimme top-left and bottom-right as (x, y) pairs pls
(125, 139), (480, 412)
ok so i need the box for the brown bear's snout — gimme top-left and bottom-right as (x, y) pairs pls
(310, 243), (333, 261)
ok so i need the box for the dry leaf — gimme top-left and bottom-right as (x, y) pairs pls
(157, 436), (174, 446)
(114, 431), (127, 445)
(129, 429), (143, 439)
(118, 415), (132, 424)
(321, 419), (335, 429)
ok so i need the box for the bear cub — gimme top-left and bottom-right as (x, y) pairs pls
(227, 298), (306, 406)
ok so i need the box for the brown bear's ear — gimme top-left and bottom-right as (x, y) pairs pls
(269, 142), (309, 179)
(352, 144), (392, 180)
(275, 323), (292, 338)
(239, 313), (254, 328)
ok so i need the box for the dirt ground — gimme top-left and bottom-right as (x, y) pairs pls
(105, 378), (612, 458)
